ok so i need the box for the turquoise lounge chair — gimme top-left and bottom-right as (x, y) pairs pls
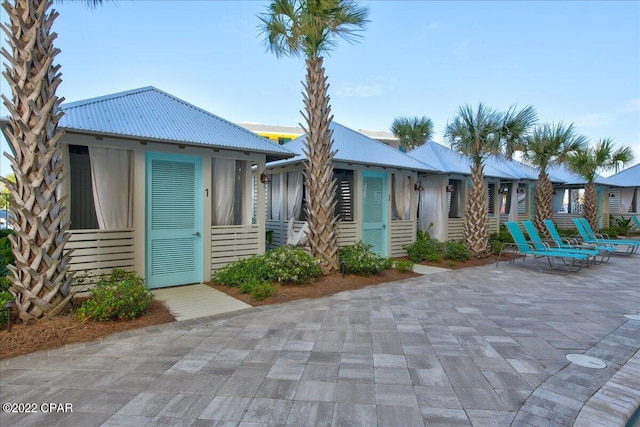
(573, 218), (639, 255)
(632, 215), (640, 232)
(499, 222), (590, 272)
(543, 219), (612, 263)
(522, 220), (600, 265)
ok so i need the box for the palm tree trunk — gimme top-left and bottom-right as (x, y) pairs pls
(464, 162), (489, 257)
(1, 0), (74, 321)
(300, 56), (339, 274)
(533, 172), (553, 237)
(583, 183), (598, 232)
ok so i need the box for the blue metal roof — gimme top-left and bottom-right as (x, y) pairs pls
(546, 164), (618, 186)
(267, 122), (440, 172)
(607, 163), (640, 187)
(407, 141), (516, 179)
(60, 87), (294, 160)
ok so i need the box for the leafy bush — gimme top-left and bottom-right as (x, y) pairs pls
(262, 246), (322, 284)
(442, 241), (470, 261)
(0, 275), (10, 293)
(0, 229), (15, 277)
(394, 260), (414, 273)
(75, 270), (153, 321)
(403, 238), (441, 262)
(0, 290), (14, 324)
(611, 215), (632, 236)
(239, 279), (275, 301)
(213, 246), (321, 288)
(489, 226), (514, 255)
(339, 241), (389, 276)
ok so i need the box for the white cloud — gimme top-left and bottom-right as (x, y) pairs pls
(334, 81), (383, 98)
(571, 112), (616, 128)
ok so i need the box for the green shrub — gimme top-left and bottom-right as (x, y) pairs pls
(425, 252), (442, 263)
(442, 241), (470, 261)
(339, 241), (389, 276)
(403, 238), (441, 262)
(213, 246), (321, 287)
(0, 290), (14, 324)
(213, 256), (267, 288)
(0, 275), (10, 293)
(0, 229), (14, 277)
(489, 226), (514, 255)
(251, 281), (276, 301)
(394, 260), (414, 273)
(262, 246), (322, 284)
(75, 270), (153, 321)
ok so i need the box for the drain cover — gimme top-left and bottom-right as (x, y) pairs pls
(566, 354), (607, 369)
(624, 314), (640, 321)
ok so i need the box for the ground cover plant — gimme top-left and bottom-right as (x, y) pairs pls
(338, 241), (391, 276)
(212, 246), (322, 300)
(75, 270), (154, 321)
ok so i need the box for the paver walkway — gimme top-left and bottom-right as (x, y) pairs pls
(1, 256), (639, 426)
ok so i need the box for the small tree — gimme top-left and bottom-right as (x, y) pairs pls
(566, 139), (634, 231)
(519, 123), (587, 236)
(258, 0), (369, 274)
(1, 0), (102, 321)
(445, 103), (536, 257)
(390, 116), (433, 150)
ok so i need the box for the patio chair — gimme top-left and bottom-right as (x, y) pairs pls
(543, 219), (612, 263)
(573, 218), (639, 256)
(522, 220), (600, 265)
(498, 222), (590, 273)
(632, 215), (640, 232)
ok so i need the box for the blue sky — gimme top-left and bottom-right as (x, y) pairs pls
(1, 0), (639, 177)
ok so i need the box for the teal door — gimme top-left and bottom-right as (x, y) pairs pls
(146, 153), (203, 288)
(362, 171), (388, 256)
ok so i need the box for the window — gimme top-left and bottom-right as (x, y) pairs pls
(334, 169), (354, 221)
(499, 184), (512, 214)
(278, 137), (292, 144)
(447, 179), (462, 218)
(69, 145), (98, 229)
(487, 183), (496, 215)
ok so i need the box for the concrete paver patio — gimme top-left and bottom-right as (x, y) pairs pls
(1, 255), (639, 426)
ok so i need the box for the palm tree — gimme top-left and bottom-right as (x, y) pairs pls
(390, 116), (433, 150)
(445, 103), (536, 257)
(566, 139), (634, 231)
(258, 0), (368, 274)
(519, 123), (588, 236)
(1, 0), (102, 321)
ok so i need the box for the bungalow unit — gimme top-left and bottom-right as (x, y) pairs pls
(547, 164), (617, 229)
(263, 122), (437, 257)
(407, 142), (537, 241)
(13, 87), (294, 289)
(607, 163), (640, 223)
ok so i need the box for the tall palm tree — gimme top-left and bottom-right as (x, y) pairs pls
(1, 0), (102, 321)
(390, 116), (433, 150)
(259, 0), (368, 274)
(445, 103), (536, 257)
(566, 139), (634, 231)
(519, 123), (588, 236)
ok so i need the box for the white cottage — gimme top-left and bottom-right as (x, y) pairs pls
(31, 87), (294, 289)
(407, 142), (536, 240)
(264, 122), (437, 257)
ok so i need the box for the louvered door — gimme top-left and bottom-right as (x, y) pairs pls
(146, 153), (203, 288)
(362, 171), (388, 256)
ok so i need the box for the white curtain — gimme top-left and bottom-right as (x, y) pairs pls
(212, 159), (236, 225)
(620, 188), (635, 213)
(419, 175), (446, 241)
(287, 171), (303, 220)
(509, 183), (520, 221)
(270, 174), (282, 220)
(552, 189), (566, 213)
(393, 174), (411, 220)
(88, 147), (132, 229)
